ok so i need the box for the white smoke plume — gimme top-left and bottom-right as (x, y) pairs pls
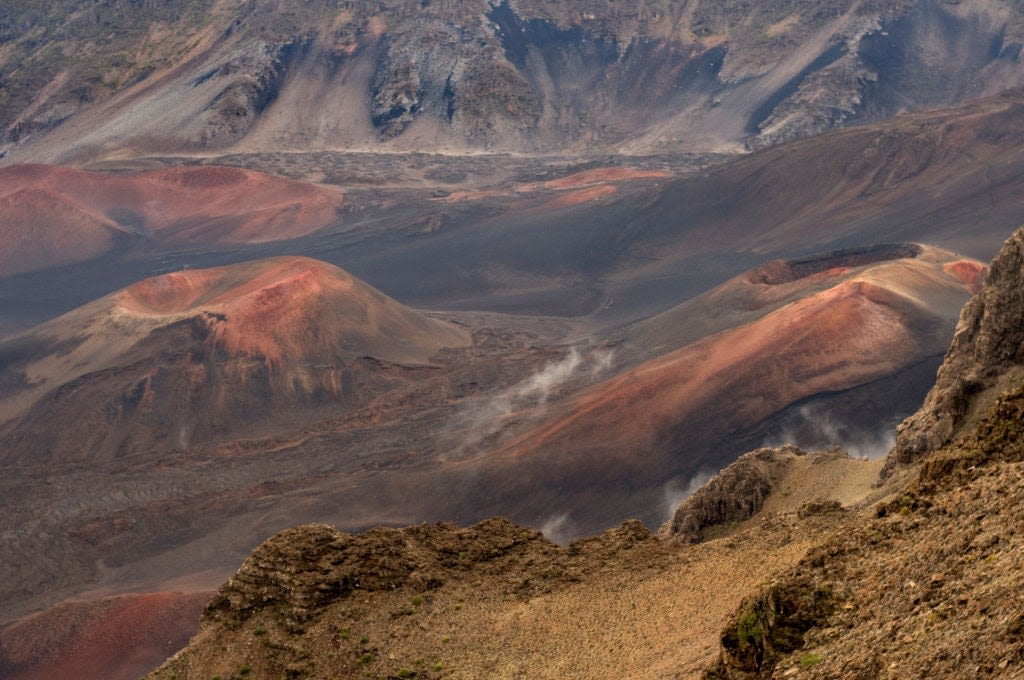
(443, 346), (615, 460)
(540, 513), (575, 545)
(762, 403), (896, 460)
(661, 470), (714, 523)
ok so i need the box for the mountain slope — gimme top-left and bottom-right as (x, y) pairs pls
(704, 225), (1024, 678)
(143, 462), (871, 680)
(143, 226), (1024, 680)
(3, 0), (1023, 162)
(0, 256), (470, 466)
(449, 245), (980, 534)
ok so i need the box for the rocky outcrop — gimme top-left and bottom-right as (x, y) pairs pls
(660, 446), (802, 544)
(885, 226), (1024, 475)
(195, 40), (309, 147)
(707, 386), (1024, 678)
(704, 574), (835, 679)
(200, 517), (654, 634)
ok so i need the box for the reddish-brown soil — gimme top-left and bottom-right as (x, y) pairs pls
(0, 591), (210, 680)
(540, 184), (619, 209)
(942, 259), (986, 293)
(115, 256), (469, 365)
(0, 164), (343, 275)
(0, 256), (472, 467)
(492, 256), (979, 477)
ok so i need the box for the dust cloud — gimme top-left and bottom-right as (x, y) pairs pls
(763, 403), (897, 460)
(442, 346), (615, 461)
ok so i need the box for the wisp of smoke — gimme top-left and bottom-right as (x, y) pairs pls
(762, 403), (896, 459)
(661, 470), (714, 523)
(540, 513), (575, 545)
(443, 346), (615, 460)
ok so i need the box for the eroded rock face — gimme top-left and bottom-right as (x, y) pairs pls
(660, 446), (802, 544)
(885, 226), (1024, 475)
(199, 517), (654, 634)
(5, 0), (1024, 159)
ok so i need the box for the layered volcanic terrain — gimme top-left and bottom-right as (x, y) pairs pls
(431, 245), (984, 535)
(0, 243), (982, 672)
(3, 2), (1024, 678)
(0, 256), (470, 465)
(3, 0), (1023, 162)
(140, 227), (1024, 680)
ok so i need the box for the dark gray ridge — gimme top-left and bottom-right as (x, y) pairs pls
(748, 243), (923, 285)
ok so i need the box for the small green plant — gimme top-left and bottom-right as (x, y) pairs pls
(432, 663), (443, 672)
(253, 626), (267, 636)
(800, 652), (823, 667)
(356, 652), (373, 665)
(360, 636), (369, 644)
(398, 669), (413, 678)
(453, 603), (462, 611)
(736, 610), (764, 645)
(238, 663), (252, 676)
(411, 595), (423, 607)
(339, 626), (350, 639)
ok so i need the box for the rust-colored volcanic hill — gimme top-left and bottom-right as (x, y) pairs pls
(0, 256), (470, 465)
(448, 245), (985, 530)
(0, 164), (343, 276)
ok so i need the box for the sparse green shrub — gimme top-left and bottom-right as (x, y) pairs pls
(253, 626), (267, 636)
(398, 669), (413, 678)
(339, 626), (350, 639)
(736, 610), (764, 645)
(800, 652), (823, 667)
(432, 663), (443, 672)
(411, 595), (423, 607)
(238, 663), (252, 676)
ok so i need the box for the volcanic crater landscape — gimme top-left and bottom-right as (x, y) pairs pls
(3, 1), (1024, 679)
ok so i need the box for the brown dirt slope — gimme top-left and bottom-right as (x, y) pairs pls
(660, 445), (881, 545)
(706, 225), (1024, 679)
(139, 445), (885, 680)
(145, 511), (851, 680)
